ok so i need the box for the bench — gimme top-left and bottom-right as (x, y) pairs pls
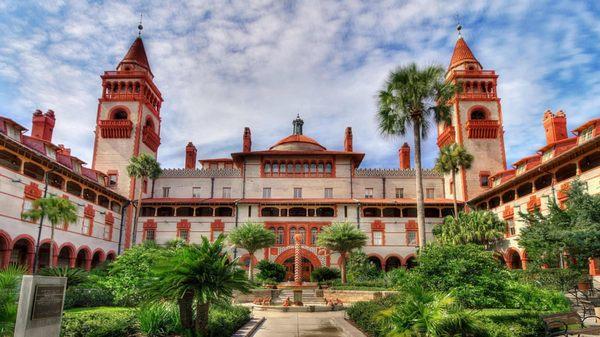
(542, 311), (600, 337)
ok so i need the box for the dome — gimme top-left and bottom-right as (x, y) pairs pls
(270, 134), (326, 151)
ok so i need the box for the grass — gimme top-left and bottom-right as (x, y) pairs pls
(64, 306), (131, 314)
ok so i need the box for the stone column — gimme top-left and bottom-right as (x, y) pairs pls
(294, 234), (302, 285)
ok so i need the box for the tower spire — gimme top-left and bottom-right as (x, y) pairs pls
(292, 114), (304, 135)
(138, 13), (143, 37)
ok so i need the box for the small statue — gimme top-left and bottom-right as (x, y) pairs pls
(261, 297), (271, 306)
(253, 297), (263, 305)
(335, 298), (343, 306)
(283, 297), (291, 307)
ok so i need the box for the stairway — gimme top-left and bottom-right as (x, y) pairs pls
(274, 289), (325, 305)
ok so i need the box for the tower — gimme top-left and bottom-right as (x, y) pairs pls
(438, 27), (506, 202)
(92, 32), (163, 246)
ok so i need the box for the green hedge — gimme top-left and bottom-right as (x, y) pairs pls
(346, 295), (403, 337)
(208, 304), (251, 337)
(61, 307), (138, 337)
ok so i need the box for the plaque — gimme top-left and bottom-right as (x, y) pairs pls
(31, 285), (65, 320)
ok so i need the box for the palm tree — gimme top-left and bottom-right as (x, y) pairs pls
(433, 210), (505, 249)
(435, 143), (473, 217)
(377, 63), (458, 247)
(228, 222), (275, 281)
(146, 236), (250, 337)
(22, 196), (78, 268)
(0, 265), (27, 336)
(126, 154), (162, 245)
(316, 222), (367, 284)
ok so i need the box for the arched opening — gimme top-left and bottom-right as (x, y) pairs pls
(75, 249), (89, 270)
(363, 208), (381, 217)
(10, 237), (34, 271)
(489, 197), (501, 208)
(82, 188), (97, 203)
(316, 207), (334, 217)
(145, 117), (155, 132)
(105, 252), (116, 263)
(382, 207), (401, 217)
(57, 245), (74, 267)
(289, 207), (307, 217)
(493, 252), (506, 268)
(579, 152), (599, 173)
(0, 232), (11, 268)
(441, 208), (454, 217)
(405, 256), (417, 269)
(261, 207), (279, 217)
(516, 182), (533, 198)
(276, 227), (284, 245)
(385, 256), (402, 271)
(555, 163), (577, 183)
(470, 109), (486, 120)
(425, 208), (440, 218)
(507, 250), (522, 270)
(501, 190), (515, 203)
(196, 207), (213, 217)
(534, 174), (553, 190)
(110, 201), (122, 213)
(66, 181), (82, 197)
(215, 207), (233, 217)
(36, 242), (54, 270)
(97, 195), (110, 208)
(141, 206), (155, 217)
(176, 207), (194, 217)
(23, 162), (45, 181)
(0, 149), (21, 171)
(111, 109), (128, 120)
(157, 207), (174, 217)
(91, 250), (104, 269)
(275, 249), (322, 282)
(367, 256), (382, 271)
(403, 208), (417, 217)
(476, 202), (488, 210)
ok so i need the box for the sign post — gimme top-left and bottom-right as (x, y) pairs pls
(14, 275), (67, 337)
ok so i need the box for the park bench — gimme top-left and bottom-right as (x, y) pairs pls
(541, 311), (600, 337)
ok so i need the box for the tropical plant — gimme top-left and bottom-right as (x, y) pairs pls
(0, 265), (26, 337)
(39, 267), (88, 288)
(310, 267), (341, 283)
(22, 195), (78, 270)
(227, 222), (275, 281)
(138, 302), (181, 337)
(255, 260), (286, 283)
(316, 222), (367, 284)
(347, 251), (383, 283)
(433, 210), (506, 249)
(379, 286), (484, 337)
(145, 236), (250, 337)
(377, 63), (458, 247)
(434, 143), (473, 216)
(126, 153), (162, 245)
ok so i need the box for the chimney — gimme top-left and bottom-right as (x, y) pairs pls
(243, 127), (252, 152)
(344, 127), (353, 152)
(399, 143), (410, 169)
(31, 109), (56, 142)
(543, 109), (567, 144)
(57, 144), (71, 156)
(185, 142), (197, 169)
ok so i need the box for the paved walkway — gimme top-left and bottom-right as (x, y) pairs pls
(251, 311), (364, 337)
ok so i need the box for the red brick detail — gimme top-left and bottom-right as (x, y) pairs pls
(177, 219), (191, 229)
(24, 182), (42, 200)
(31, 110), (55, 142)
(185, 142), (197, 169)
(270, 248), (278, 255)
(105, 212), (114, 225)
(371, 220), (385, 231)
(143, 219), (157, 229)
(527, 195), (541, 213)
(466, 120), (499, 139)
(84, 204), (95, 219)
(142, 125), (161, 151)
(437, 126), (455, 147)
(557, 183), (570, 203)
(406, 220), (417, 230)
(211, 219), (224, 231)
(543, 110), (567, 144)
(344, 127), (353, 152)
(502, 205), (514, 220)
(398, 143), (410, 169)
(243, 127), (252, 152)
(99, 119), (133, 138)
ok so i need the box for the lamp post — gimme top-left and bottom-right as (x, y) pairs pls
(32, 168), (55, 274)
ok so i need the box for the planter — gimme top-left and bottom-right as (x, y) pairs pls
(578, 281), (591, 291)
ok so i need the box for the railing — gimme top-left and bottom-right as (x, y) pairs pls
(452, 70), (497, 76)
(466, 120), (500, 139)
(142, 126), (161, 151)
(437, 126), (455, 147)
(458, 92), (497, 100)
(99, 120), (133, 138)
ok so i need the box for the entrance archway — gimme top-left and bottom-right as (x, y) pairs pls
(274, 249), (322, 282)
(385, 255), (402, 271)
(11, 235), (35, 272)
(0, 231), (10, 268)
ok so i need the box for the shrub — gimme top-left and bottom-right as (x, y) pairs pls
(383, 268), (422, 290)
(347, 251), (383, 283)
(511, 268), (580, 292)
(61, 307), (138, 337)
(64, 285), (115, 309)
(346, 295), (403, 337)
(310, 267), (340, 283)
(0, 265), (26, 337)
(476, 309), (546, 337)
(39, 267), (88, 288)
(207, 304), (251, 337)
(503, 280), (570, 312)
(138, 302), (181, 337)
(255, 260), (286, 283)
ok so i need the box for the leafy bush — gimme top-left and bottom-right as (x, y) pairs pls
(383, 268), (422, 290)
(207, 304), (251, 337)
(475, 309), (546, 337)
(61, 307), (138, 337)
(511, 268), (580, 292)
(39, 267), (88, 288)
(138, 302), (181, 337)
(503, 280), (570, 312)
(64, 286), (115, 309)
(0, 265), (26, 337)
(346, 295), (403, 337)
(255, 260), (286, 283)
(310, 267), (340, 282)
(347, 251), (383, 283)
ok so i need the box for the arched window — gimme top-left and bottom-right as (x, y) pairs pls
(425, 208), (440, 218)
(325, 163), (332, 173)
(157, 207), (174, 216)
(289, 207), (307, 217)
(196, 207), (213, 216)
(403, 208), (417, 217)
(555, 163), (577, 182)
(318, 163), (324, 173)
(215, 207), (233, 217)
(97, 195), (110, 208)
(303, 163), (309, 173)
(441, 208), (454, 217)
(580, 152), (600, 173)
(66, 181), (82, 196)
(145, 117), (155, 131)
(502, 190), (515, 203)
(141, 207), (156, 217)
(287, 163), (293, 173)
(280, 163), (286, 173)
(276, 227), (284, 244)
(311, 228), (318, 245)
(290, 227), (296, 244)
(176, 207), (194, 216)
(47, 172), (64, 190)
(489, 197), (501, 208)
(261, 207), (279, 217)
(470, 109), (486, 120)
(111, 109), (128, 120)
(363, 207), (381, 217)
(273, 162), (279, 173)
(310, 163), (316, 173)
(316, 207), (334, 217)
(298, 227), (306, 244)
(534, 174), (552, 190)
(382, 207), (401, 217)
(111, 201), (121, 213)
(264, 163), (271, 174)
(516, 183), (533, 198)
(295, 163), (301, 173)
(83, 189), (96, 202)
(23, 162), (45, 181)
(0, 150), (21, 171)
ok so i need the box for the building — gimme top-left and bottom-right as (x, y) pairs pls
(0, 30), (598, 281)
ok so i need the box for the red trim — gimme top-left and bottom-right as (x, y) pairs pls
(274, 248), (322, 268)
(24, 182), (42, 200)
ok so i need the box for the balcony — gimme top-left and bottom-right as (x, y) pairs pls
(458, 92), (497, 100)
(142, 126), (161, 152)
(99, 120), (133, 138)
(437, 126), (455, 147)
(466, 120), (500, 139)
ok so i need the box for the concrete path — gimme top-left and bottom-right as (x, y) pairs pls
(250, 311), (365, 337)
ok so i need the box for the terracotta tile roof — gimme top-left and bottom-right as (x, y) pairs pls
(270, 134), (326, 151)
(120, 37), (152, 74)
(449, 37), (480, 69)
(355, 168), (442, 177)
(160, 168), (241, 178)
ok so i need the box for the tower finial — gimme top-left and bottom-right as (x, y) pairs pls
(138, 13), (143, 37)
(454, 14), (462, 39)
(292, 114), (304, 135)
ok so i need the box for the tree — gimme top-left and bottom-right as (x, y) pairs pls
(316, 222), (367, 284)
(146, 236), (250, 337)
(519, 180), (600, 271)
(435, 143), (473, 217)
(22, 196), (78, 268)
(126, 154), (162, 245)
(377, 63), (458, 247)
(433, 210), (505, 249)
(228, 222), (275, 281)
(0, 265), (27, 336)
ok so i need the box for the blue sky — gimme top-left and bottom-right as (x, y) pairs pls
(0, 1), (598, 170)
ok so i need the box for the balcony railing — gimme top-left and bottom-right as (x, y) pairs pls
(99, 120), (133, 138)
(466, 120), (500, 139)
(458, 92), (497, 100)
(142, 126), (161, 151)
(437, 126), (455, 147)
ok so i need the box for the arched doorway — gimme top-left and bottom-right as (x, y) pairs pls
(37, 242), (57, 270)
(75, 248), (90, 270)
(405, 256), (417, 269)
(385, 256), (402, 271)
(57, 245), (75, 267)
(0, 231), (10, 268)
(11, 236), (34, 272)
(106, 251), (116, 263)
(274, 249), (322, 282)
(91, 250), (105, 269)
(367, 255), (383, 271)
(507, 250), (522, 270)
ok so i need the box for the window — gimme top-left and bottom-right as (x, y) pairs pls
(480, 174), (490, 187)
(507, 220), (516, 236)
(298, 228), (306, 244)
(426, 188), (434, 199)
(222, 187), (231, 198)
(580, 127), (594, 143)
(407, 231), (417, 245)
(470, 109), (486, 120)
(0, 150), (21, 171)
(365, 188), (373, 199)
(179, 229), (189, 241)
(293, 188), (302, 199)
(311, 228), (318, 245)
(290, 227), (296, 243)
(82, 218), (92, 236)
(104, 223), (113, 241)
(108, 173), (118, 187)
(145, 229), (156, 242)
(23, 162), (45, 181)
(542, 150), (553, 162)
(395, 188), (404, 198)
(192, 187), (201, 198)
(324, 188), (333, 199)
(276, 227), (284, 245)
(263, 188), (271, 198)
(325, 163), (332, 173)
(373, 231), (383, 246)
(142, 179), (148, 193)
(162, 187), (170, 198)
(264, 163), (271, 174)
(516, 165), (526, 175)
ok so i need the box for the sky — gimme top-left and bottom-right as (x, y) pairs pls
(0, 0), (598, 170)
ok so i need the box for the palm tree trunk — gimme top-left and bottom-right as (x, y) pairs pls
(195, 301), (210, 337)
(49, 223), (54, 268)
(452, 169), (458, 218)
(131, 180), (144, 245)
(340, 252), (347, 284)
(178, 289), (195, 336)
(413, 119), (426, 247)
(248, 252), (254, 281)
